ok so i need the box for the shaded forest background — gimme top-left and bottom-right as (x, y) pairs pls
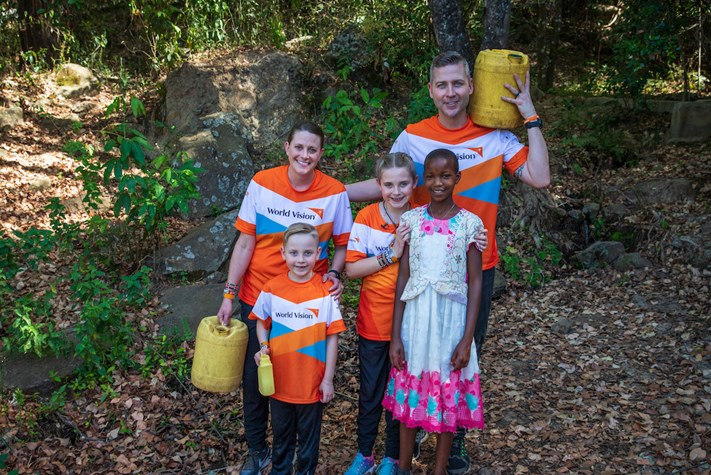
(1, 0), (710, 474)
(5, 0), (709, 97)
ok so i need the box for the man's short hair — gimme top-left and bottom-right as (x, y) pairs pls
(430, 50), (471, 83)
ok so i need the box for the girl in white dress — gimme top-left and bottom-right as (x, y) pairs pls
(383, 148), (485, 475)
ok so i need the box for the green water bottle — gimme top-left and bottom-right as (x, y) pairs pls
(258, 353), (275, 396)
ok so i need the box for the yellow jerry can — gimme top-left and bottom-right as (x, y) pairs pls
(191, 316), (248, 393)
(469, 49), (530, 129)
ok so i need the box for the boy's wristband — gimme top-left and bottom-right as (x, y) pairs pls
(327, 269), (341, 280)
(223, 293), (235, 300)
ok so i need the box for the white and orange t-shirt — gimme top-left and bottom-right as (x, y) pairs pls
(250, 273), (346, 404)
(390, 116), (528, 270)
(346, 203), (399, 341)
(235, 165), (353, 305)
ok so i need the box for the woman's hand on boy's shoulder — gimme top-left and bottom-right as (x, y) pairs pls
(323, 272), (343, 300)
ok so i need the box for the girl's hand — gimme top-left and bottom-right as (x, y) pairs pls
(391, 223), (411, 258)
(217, 299), (233, 326)
(473, 228), (488, 252)
(450, 340), (471, 370)
(396, 223), (412, 245)
(323, 273), (344, 301)
(389, 337), (406, 370)
(254, 346), (270, 366)
(319, 379), (335, 403)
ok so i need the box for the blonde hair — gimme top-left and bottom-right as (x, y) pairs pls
(374, 152), (417, 182)
(283, 222), (319, 246)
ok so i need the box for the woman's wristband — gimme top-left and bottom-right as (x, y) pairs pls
(327, 269), (341, 280)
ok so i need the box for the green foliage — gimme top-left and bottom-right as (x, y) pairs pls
(321, 87), (389, 180)
(5, 296), (66, 358)
(360, 1), (437, 83)
(63, 94), (202, 257)
(0, 452), (18, 475)
(103, 97), (201, 236)
(141, 331), (192, 381)
(604, 0), (694, 98)
(501, 238), (562, 289)
(550, 99), (641, 168)
(0, 96), (198, 388)
(407, 85), (437, 125)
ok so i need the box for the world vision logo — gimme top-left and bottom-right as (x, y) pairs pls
(458, 147), (483, 161)
(469, 147), (483, 157)
(308, 208), (324, 219)
(307, 308), (320, 318)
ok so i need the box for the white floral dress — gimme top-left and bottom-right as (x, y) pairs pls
(382, 205), (485, 432)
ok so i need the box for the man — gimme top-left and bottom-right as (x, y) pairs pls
(346, 50), (550, 474)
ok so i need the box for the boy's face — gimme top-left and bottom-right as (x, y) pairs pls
(281, 233), (319, 282)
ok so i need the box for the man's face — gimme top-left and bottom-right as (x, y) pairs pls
(428, 62), (474, 123)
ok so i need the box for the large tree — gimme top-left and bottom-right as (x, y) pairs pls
(481, 0), (511, 50)
(428, 0), (476, 71)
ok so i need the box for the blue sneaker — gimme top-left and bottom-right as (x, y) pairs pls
(345, 453), (375, 475)
(375, 457), (398, 475)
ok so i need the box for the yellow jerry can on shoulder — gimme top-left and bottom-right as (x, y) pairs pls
(469, 49), (530, 129)
(191, 316), (248, 393)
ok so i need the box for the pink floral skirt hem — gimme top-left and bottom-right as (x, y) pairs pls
(382, 364), (484, 433)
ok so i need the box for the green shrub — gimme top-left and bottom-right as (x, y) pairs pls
(321, 87), (388, 180)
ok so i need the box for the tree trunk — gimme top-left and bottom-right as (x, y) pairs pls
(428, 0), (476, 73)
(535, 0), (562, 91)
(481, 0), (511, 50)
(18, 0), (59, 66)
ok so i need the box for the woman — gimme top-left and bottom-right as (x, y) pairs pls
(217, 120), (353, 475)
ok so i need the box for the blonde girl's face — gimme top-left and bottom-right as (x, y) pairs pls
(377, 167), (415, 210)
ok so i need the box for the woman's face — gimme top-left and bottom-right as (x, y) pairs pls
(285, 131), (323, 179)
(377, 167), (415, 210)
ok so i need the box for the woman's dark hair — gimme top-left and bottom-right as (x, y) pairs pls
(287, 121), (325, 149)
(424, 148), (459, 173)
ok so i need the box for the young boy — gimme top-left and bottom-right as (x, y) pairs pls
(251, 222), (346, 475)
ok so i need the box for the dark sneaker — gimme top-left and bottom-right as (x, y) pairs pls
(412, 429), (429, 461)
(240, 446), (271, 475)
(447, 433), (471, 475)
